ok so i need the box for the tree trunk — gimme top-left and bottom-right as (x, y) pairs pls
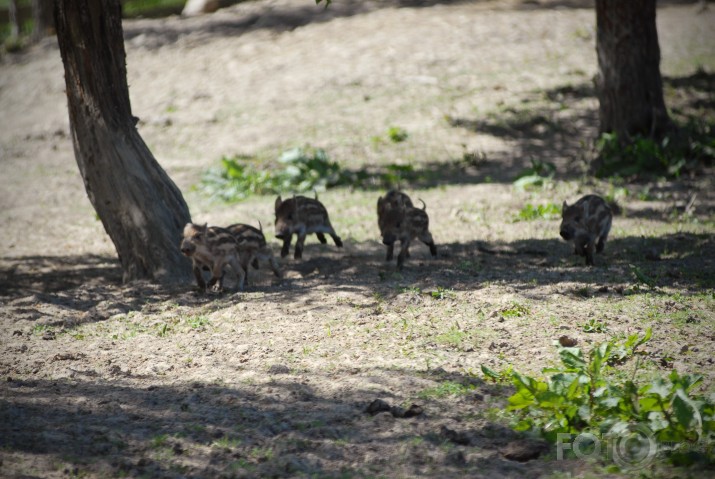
(8, 0), (20, 38)
(55, 0), (192, 284)
(595, 0), (671, 140)
(31, 0), (55, 42)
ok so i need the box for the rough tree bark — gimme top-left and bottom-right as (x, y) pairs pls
(55, 0), (192, 284)
(595, 0), (672, 140)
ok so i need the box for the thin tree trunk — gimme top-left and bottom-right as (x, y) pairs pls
(55, 0), (192, 284)
(32, 0), (54, 42)
(8, 0), (20, 38)
(595, 0), (671, 140)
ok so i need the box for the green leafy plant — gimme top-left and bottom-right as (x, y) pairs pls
(505, 328), (715, 466)
(628, 264), (657, 291)
(499, 302), (530, 319)
(387, 126), (409, 143)
(592, 120), (715, 179)
(582, 318), (608, 333)
(512, 158), (556, 191)
(200, 147), (354, 201)
(200, 147), (430, 202)
(419, 380), (476, 399)
(481, 364), (514, 384)
(607, 328), (652, 365)
(156, 322), (171, 337)
(430, 286), (455, 300)
(515, 203), (561, 221)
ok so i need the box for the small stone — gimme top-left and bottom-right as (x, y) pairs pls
(441, 425), (471, 445)
(445, 450), (467, 466)
(501, 439), (548, 462)
(402, 404), (424, 418)
(645, 248), (661, 261)
(268, 364), (291, 375)
(365, 399), (391, 415)
(558, 336), (578, 347)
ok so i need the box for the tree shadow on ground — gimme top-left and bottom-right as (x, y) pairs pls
(0, 367), (561, 479)
(2, 231), (712, 329)
(447, 81), (598, 182)
(0, 254), (122, 296)
(443, 69), (715, 185)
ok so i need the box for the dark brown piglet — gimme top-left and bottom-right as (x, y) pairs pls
(377, 193), (437, 270)
(560, 194), (613, 266)
(274, 194), (343, 259)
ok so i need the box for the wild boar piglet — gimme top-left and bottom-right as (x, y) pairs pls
(274, 194), (343, 259)
(377, 192), (437, 270)
(559, 194), (612, 266)
(180, 222), (245, 292)
(226, 222), (282, 283)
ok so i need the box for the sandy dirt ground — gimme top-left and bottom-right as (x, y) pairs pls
(1, 1), (714, 477)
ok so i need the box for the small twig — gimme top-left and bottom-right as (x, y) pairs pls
(684, 193), (697, 215)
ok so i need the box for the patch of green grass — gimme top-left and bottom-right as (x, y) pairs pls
(150, 434), (169, 449)
(212, 435), (241, 449)
(121, 0), (186, 18)
(249, 446), (274, 461)
(400, 286), (422, 294)
(156, 321), (172, 337)
(435, 324), (468, 348)
(69, 330), (86, 340)
(228, 459), (255, 472)
(457, 259), (480, 273)
(418, 380), (476, 399)
(185, 315), (210, 330)
(31, 324), (50, 335)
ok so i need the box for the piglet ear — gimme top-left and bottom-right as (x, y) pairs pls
(200, 223), (208, 233)
(275, 196), (283, 212)
(562, 200), (568, 210)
